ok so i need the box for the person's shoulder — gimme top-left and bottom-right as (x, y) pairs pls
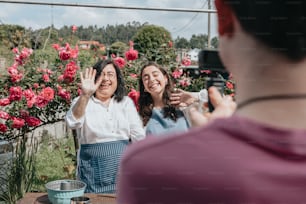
(120, 133), (178, 167)
(122, 117), (240, 163)
(122, 122), (213, 160)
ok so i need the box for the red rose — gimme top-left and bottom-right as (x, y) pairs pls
(59, 50), (70, 61)
(63, 61), (78, 83)
(125, 49), (138, 61)
(0, 123), (7, 132)
(128, 89), (140, 111)
(25, 116), (41, 127)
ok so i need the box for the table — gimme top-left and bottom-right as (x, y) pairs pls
(17, 193), (116, 204)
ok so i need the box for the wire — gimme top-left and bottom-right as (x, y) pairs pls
(0, 0), (216, 13)
(171, 0), (208, 34)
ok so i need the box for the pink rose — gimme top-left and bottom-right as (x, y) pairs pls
(19, 110), (29, 118)
(0, 98), (11, 106)
(11, 117), (25, 129)
(10, 73), (23, 83)
(181, 57), (191, 66)
(226, 81), (234, 90)
(35, 96), (49, 108)
(129, 73), (138, 78)
(9, 86), (23, 101)
(72, 25), (77, 33)
(0, 111), (10, 120)
(57, 75), (64, 82)
(33, 83), (39, 89)
(58, 89), (71, 101)
(42, 74), (50, 82)
(114, 57), (126, 69)
(172, 70), (183, 79)
(40, 87), (55, 101)
(52, 44), (60, 51)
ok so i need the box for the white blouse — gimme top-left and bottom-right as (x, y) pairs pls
(66, 96), (145, 144)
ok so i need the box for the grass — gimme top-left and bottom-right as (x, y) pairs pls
(31, 135), (77, 192)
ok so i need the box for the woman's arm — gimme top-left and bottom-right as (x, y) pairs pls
(125, 97), (146, 142)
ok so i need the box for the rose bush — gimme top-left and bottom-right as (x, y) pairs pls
(0, 43), (80, 141)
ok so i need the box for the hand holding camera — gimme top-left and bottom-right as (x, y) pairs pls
(187, 86), (236, 127)
(198, 49), (229, 112)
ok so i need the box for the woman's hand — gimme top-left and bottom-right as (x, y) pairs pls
(170, 88), (198, 107)
(80, 67), (103, 97)
(187, 86), (236, 127)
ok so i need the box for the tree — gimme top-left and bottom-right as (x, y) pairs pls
(110, 41), (128, 57)
(0, 25), (31, 49)
(132, 25), (176, 65)
(174, 36), (190, 49)
(210, 36), (219, 49)
(189, 34), (208, 49)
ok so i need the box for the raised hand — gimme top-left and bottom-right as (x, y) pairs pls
(170, 88), (197, 107)
(80, 67), (103, 97)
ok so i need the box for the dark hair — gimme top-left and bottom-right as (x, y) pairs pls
(225, 0), (306, 61)
(138, 61), (178, 126)
(92, 59), (126, 102)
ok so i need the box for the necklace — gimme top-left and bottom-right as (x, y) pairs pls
(237, 93), (306, 110)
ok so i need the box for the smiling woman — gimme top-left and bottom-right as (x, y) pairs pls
(138, 61), (190, 136)
(65, 59), (145, 193)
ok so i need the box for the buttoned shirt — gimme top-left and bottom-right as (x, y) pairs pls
(66, 96), (145, 144)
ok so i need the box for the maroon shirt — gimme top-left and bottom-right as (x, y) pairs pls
(117, 115), (306, 204)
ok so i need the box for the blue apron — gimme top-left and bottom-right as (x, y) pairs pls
(78, 140), (129, 193)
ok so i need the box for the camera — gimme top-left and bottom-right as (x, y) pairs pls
(198, 49), (228, 112)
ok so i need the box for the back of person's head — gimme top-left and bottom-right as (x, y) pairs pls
(138, 61), (177, 126)
(222, 0), (306, 61)
(92, 59), (126, 102)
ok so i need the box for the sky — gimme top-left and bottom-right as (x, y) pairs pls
(0, 0), (218, 40)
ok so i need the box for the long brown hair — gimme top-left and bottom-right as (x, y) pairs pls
(138, 62), (179, 126)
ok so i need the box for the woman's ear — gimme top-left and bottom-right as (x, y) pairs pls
(215, 0), (235, 37)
